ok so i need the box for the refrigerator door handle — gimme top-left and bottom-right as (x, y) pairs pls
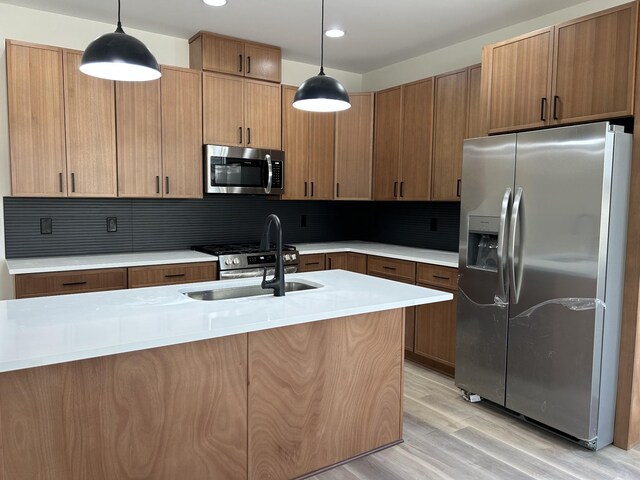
(496, 187), (512, 303)
(508, 187), (524, 304)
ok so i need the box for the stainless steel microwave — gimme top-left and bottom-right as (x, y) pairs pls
(204, 145), (284, 195)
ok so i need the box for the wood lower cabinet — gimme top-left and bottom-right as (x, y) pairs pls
(335, 93), (374, 200)
(63, 50), (117, 197)
(15, 268), (128, 299)
(367, 255), (416, 284)
(405, 306), (416, 351)
(298, 254), (326, 272)
(414, 290), (457, 376)
(325, 252), (367, 274)
(128, 262), (217, 288)
(282, 85), (335, 200)
(6, 40), (67, 197)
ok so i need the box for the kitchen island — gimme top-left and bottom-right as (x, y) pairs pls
(0, 270), (451, 480)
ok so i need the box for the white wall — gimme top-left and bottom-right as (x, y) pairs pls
(362, 0), (629, 91)
(282, 59), (362, 91)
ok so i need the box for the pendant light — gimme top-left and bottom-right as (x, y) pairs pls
(293, 0), (350, 112)
(80, 0), (161, 82)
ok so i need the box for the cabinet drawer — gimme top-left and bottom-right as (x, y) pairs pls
(367, 256), (416, 284)
(128, 262), (216, 288)
(416, 264), (458, 290)
(298, 254), (326, 272)
(15, 268), (127, 299)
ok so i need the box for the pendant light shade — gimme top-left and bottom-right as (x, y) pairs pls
(293, 0), (350, 112)
(80, 0), (160, 82)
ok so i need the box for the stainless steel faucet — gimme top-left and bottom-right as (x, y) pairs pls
(260, 214), (285, 296)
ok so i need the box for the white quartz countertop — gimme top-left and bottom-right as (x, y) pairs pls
(0, 270), (452, 373)
(6, 250), (217, 275)
(296, 241), (459, 268)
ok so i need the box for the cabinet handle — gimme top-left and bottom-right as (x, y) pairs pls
(400, 181), (405, 198)
(328, 257), (332, 269)
(553, 96), (559, 120)
(336, 182), (340, 198)
(71, 173), (76, 193)
(164, 273), (185, 278)
(247, 127), (251, 145)
(393, 181), (398, 198)
(311, 182), (314, 197)
(239, 127), (243, 144)
(247, 56), (251, 74)
(62, 281), (87, 287)
(59, 172), (63, 193)
(239, 54), (243, 72)
(165, 176), (170, 194)
(156, 176), (160, 194)
(305, 262), (320, 266)
(432, 275), (450, 281)
(304, 181), (308, 197)
(457, 179), (461, 197)
(540, 97), (547, 121)
(383, 266), (397, 271)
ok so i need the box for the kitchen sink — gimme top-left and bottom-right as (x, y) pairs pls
(182, 280), (322, 301)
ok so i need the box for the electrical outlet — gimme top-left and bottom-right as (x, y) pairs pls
(106, 217), (117, 232)
(40, 218), (52, 235)
(430, 218), (438, 231)
(300, 215), (307, 228)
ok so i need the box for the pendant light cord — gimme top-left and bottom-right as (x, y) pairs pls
(319, 0), (325, 75)
(116, 0), (123, 32)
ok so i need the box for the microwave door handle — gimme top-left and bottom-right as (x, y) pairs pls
(265, 154), (273, 194)
(496, 187), (512, 304)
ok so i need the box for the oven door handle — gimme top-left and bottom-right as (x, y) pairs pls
(265, 154), (273, 194)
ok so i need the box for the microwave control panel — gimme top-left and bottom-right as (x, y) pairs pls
(272, 160), (283, 188)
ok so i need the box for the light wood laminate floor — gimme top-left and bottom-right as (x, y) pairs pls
(313, 361), (640, 480)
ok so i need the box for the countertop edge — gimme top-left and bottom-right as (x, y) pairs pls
(297, 245), (459, 268)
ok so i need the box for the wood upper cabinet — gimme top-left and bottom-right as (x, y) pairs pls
(189, 31), (281, 83)
(552, 2), (637, 125)
(203, 73), (280, 150)
(465, 64), (485, 139)
(6, 40), (67, 197)
(63, 50), (117, 197)
(335, 92), (374, 200)
(485, 2), (637, 133)
(282, 86), (335, 200)
(373, 87), (402, 201)
(161, 66), (203, 198)
(431, 68), (468, 201)
(116, 79), (162, 197)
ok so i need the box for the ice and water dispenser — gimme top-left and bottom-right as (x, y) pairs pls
(467, 216), (499, 271)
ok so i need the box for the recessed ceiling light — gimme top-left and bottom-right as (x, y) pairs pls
(203, 0), (227, 6)
(325, 29), (345, 38)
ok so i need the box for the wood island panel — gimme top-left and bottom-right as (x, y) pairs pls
(248, 309), (404, 479)
(0, 335), (248, 480)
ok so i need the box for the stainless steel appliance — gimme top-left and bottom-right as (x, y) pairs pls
(456, 122), (631, 450)
(204, 145), (284, 195)
(192, 243), (299, 280)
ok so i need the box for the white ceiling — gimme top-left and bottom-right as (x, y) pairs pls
(3, 0), (589, 73)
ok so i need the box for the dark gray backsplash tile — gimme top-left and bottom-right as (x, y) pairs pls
(3, 196), (459, 258)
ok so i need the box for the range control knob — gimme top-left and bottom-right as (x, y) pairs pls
(291, 254), (297, 260)
(225, 258), (232, 265)
(284, 254), (291, 261)
(233, 257), (240, 265)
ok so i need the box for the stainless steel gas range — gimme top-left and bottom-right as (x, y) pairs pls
(192, 243), (299, 280)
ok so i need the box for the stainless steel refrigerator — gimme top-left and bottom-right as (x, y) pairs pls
(455, 122), (631, 450)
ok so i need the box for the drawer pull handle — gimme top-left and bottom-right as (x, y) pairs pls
(165, 273), (186, 278)
(305, 262), (320, 266)
(383, 266), (397, 271)
(62, 281), (87, 287)
(432, 275), (450, 280)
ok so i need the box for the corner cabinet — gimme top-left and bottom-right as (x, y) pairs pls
(203, 72), (281, 150)
(485, 2), (637, 133)
(335, 92), (374, 200)
(281, 86), (335, 200)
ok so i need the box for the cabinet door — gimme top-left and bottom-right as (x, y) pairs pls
(373, 87), (402, 200)
(488, 28), (553, 133)
(415, 290), (458, 374)
(431, 69), (467, 201)
(203, 72), (244, 146)
(161, 66), (203, 198)
(244, 42), (281, 83)
(281, 85), (309, 200)
(63, 50), (117, 197)
(298, 254), (326, 272)
(326, 253), (348, 270)
(552, 2), (637, 124)
(346, 253), (367, 274)
(405, 306), (416, 352)
(335, 93), (374, 200)
(308, 113), (335, 200)
(200, 33), (245, 75)
(465, 64), (485, 139)
(116, 80), (162, 197)
(6, 41), (67, 197)
(244, 79), (282, 149)
(400, 78), (434, 201)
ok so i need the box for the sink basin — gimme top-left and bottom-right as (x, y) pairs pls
(183, 280), (322, 301)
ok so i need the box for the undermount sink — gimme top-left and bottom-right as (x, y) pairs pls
(183, 280), (322, 301)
